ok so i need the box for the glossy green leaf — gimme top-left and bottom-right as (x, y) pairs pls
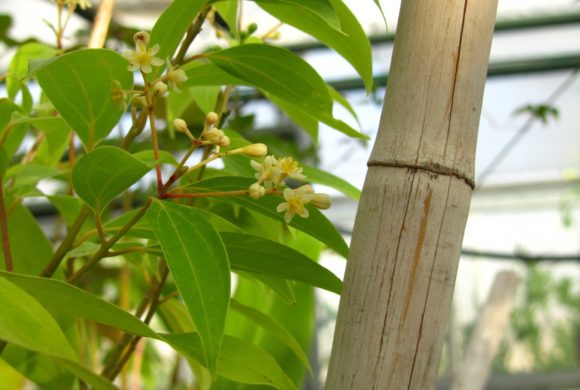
(240, 272), (296, 305)
(149, 0), (208, 78)
(146, 200), (230, 376)
(164, 333), (297, 390)
(72, 146), (149, 213)
(301, 163), (361, 200)
(230, 299), (311, 372)
(7, 42), (57, 100)
(259, 0), (373, 92)
(207, 44), (332, 114)
(182, 61), (247, 87)
(189, 176), (349, 258)
(0, 277), (77, 361)
(133, 149), (179, 167)
(373, 0), (388, 29)
(256, 0), (340, 30)
(269, 94), (319, 141)
(0, 204), (52, 275)
(6, 163), (62, 197)
(222, 232), (342, 294)
(0, 271), (159, 339)
(328, 85), (359, 125)
(33, 49), (133, 148)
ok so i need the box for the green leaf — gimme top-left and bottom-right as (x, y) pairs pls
(182, 61), (247, 87)
(222, 232), (342, 294)
(149, 0), (208, 78)
(214, 1), (239, 38)
(240, 272), (296, 305)
(33, 49), (133, 148)
(207, 44), (332, 114)
(27, 117), (70, 166)
(146, 200), (230, 376)
(372, 0), (388, 30)
(328, 85), (360, 125)
(0, 204), (53, 275)
(269, 94), (319, 141)
(0, 98), (19, 132)
(0, 277), (77, 361)
(189, 176), (349, 258)
(6, 163), (62, 197)
(72, 146), (149, 213)
(133, 149), (179, 167)
(0, 271), (159, 339)
(301, 163), (361, 200)
(259, 0), (373, 92)
(164, 333), (297, 390)
(7, 42), (57, 100)
(256, 0), (340, 30)
(230, 299), (311, 372)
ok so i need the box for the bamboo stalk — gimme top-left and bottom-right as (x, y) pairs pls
(325, 0), (498, 388)
(87, 0), (115, 49)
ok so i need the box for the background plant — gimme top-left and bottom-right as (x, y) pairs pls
(0, 0), (380, 388)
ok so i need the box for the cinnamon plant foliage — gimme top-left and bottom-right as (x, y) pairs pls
(0, 0), (376, 388)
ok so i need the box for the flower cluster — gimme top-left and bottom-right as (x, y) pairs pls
(124, 31), (188, 108)
(248, 156), (331, 223)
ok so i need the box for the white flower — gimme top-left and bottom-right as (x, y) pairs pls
(276, 186), (314, 223)
(277, 156), (306, 181)
(166, 61), (188, 92)
(123, 32), (164, 74)
(251, 155), (280, 189)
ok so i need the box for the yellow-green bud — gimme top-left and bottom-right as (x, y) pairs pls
(249, 183), (265, 199)
(132, 95), (147, 107)
(310, 193), (331, 210)
(205, 112), (219, 127)
(204, 128), (223, 144)
(243, 143), (268, 157)
(173, 118), (189, 133)
(152, 81), (168, 96)
(217, 135), (230, 147)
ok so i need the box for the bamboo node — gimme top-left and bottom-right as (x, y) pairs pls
(367, 159), (475, 189)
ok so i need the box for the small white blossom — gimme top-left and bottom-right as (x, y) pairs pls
(251, 155), (280, 189)
(276, 186), (314, 223)
(277, 156), (306, 181)
(123, 32), (164, 73)
(166, 61), (188, 92)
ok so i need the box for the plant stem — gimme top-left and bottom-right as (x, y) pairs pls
(40, 205), (91, 277)
(0, 175), (13, 272)
(173, 6), (211, 66)
(102, 263), (169, 380)
(120, 110), (148, 150)
(144, 90), (163, 196)
(67, 199), (152, 284)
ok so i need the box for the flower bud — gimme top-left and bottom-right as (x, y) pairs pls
(231, 143), (268, 157)
(248, 183), (265, 199)
(205, 112), (219, 127)
(247, 23), (258, 35)
(152, 81), (168, 96)
(134, 31), (150, 46)
(173, 118), (189, 133)
(217, 135), (230, 147)
(204, 128), (223, 144)
(309, 193), (331, 210)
